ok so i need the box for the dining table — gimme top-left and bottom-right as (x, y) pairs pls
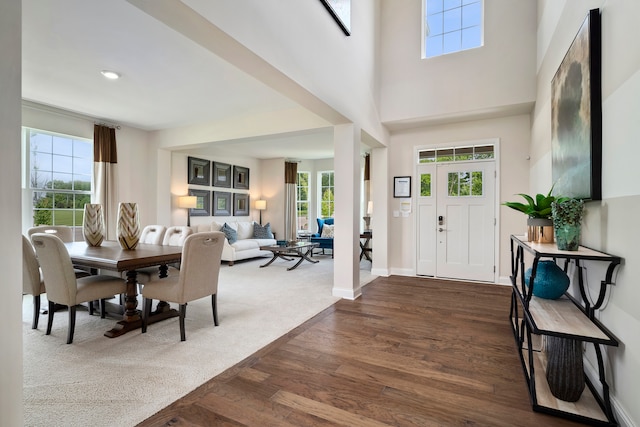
(65, 240), (183, 338)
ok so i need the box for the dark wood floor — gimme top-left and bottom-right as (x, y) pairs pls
(137, 276), (585, 427)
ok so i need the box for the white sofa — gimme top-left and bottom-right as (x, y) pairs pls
(194, 221), (276, 265)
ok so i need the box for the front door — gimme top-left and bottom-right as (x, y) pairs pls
(417, 160), (496, 282)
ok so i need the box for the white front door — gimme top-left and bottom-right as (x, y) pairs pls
(435, 162), (495, 282)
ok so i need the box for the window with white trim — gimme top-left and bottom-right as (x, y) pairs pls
(24, 128), (93, 229)
(424, 0), (483, 58)
(318, 171), (335, 218)
(296, 171), (310, 231)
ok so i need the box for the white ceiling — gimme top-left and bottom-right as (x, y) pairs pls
(21, 0), (336, 160)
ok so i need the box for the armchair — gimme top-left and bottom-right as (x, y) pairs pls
(310, 217), (334, 256)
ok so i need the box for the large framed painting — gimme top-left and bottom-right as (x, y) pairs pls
(213, 191), (231, 216)
(551, 8), (602, 200)
(319, 0), (351, 36)
(188, 189), (211, 217)
(187, 157), (210, 186)
(233, 193), (250, 216)
(212, 161), (232, 188)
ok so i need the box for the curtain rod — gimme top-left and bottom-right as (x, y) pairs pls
(94, 122), (121, 130)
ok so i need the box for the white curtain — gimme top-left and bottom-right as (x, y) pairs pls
(93, 125), (119, 240)
(284, 162), (297, 242)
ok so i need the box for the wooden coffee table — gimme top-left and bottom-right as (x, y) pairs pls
(259, 241), (319, 271)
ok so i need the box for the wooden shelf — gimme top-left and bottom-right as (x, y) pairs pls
(509, 235), (621, 426)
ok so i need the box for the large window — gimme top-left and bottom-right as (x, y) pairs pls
(25, 128), (93, 228)
(424, 0), (483, 58)
(296, 171), (310, 231)
(318, 171), (334, 218)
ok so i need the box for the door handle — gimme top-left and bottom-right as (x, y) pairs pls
(439, 228), (446, 232)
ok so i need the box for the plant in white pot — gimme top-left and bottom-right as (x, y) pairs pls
(503, 186), (568, 243)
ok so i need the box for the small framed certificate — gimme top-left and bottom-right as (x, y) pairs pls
(393, 176), (411, 198)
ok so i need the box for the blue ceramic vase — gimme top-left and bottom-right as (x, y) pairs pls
(524, 260), (570, 299)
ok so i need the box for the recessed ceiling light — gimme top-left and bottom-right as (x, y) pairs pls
(100, 70), (120, 80)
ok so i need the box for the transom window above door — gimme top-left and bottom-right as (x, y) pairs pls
(418, 144), (494, 164)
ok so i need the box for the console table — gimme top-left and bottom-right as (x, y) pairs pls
(509, 235), (621, 426)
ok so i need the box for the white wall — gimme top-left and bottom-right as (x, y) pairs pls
(388, 114), (531, 278)
(533, 1), (640, 425)
(380, 0), (537, 124)
(0, 1), (23, 424)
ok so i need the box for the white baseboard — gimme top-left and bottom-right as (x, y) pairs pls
(332, 285), (362, 300)
(370, 267), (389, 276)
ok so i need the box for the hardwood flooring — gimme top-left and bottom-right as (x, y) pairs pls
(137, 276), (586, 426)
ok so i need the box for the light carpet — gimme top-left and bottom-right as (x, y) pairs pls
(23, 255), (375, 427)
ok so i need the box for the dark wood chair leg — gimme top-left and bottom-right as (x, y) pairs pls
(67, 306), (76, 344)
(179, 304), (187, 341)
(100, 298), (107, 318)
(89, 300), (95, 315)
(32, 295), (41, 329)
(211, 294), (218, 326)
(46, 300), (55, 335)
(141, 298), (152, 333)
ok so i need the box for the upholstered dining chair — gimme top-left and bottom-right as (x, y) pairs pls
(22, 235), (45, 329)
(30, 233), (126, 344)
(141, 231), (225, 341)
(139, 225), (167, 245)
(135, 225), (191, 284)
(27, 225), (92, 279)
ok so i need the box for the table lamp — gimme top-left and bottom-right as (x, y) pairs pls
(178, 195), (197, 226)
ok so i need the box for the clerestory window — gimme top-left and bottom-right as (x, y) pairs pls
(424, 0), (483, 58)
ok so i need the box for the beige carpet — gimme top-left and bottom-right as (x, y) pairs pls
(23, 254), (375, 427)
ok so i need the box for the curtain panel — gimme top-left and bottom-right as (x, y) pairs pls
(93, 125), (119, 240)
(284, 162), (298, 242)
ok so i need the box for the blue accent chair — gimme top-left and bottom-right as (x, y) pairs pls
(310, 217), (334, 256)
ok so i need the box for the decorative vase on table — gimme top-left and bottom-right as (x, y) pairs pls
(524, 260), (570, 299)
(552, 199), (584, 251)
(116, 202), (140, 250)
(527, 217), (554, 244)
(546, 336), (585, 402)
(82, 203), (105, 247)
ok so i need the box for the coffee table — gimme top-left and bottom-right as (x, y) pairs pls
(259, 241), (319, 270)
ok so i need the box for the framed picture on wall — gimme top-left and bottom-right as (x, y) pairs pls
(319, 0), (351, 36)
(187, 157), (210, 186)
(212, 162), (232, 188)
(213, 191), (231, 216)
(233, 193), (250, 216)
(188, 189), (211, 216)
(233, 165), (250, 190)
(393, 176), (411, 198)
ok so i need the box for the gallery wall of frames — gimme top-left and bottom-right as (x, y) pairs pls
(187, 156), (250, 217)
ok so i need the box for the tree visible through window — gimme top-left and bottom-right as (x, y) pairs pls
(296, 171), (310, 231)
(318, 171), (335, 218)
(25, 128), (93, 228)
(424, 0), (482, 58)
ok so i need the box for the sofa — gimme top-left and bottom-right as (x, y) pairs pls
(310, 217), (334, 256)
(194, 221), (276, 265)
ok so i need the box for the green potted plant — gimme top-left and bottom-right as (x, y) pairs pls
(503, 186), (568, 243)
(551, 198), (584, 250)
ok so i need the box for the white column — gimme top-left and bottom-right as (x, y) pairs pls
(370, 146), (390, 277)
(0, 0), (24, 425)
(332, 124), (361, 300)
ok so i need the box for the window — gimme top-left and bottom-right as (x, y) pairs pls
(447, 170), (483, 196)
(424, 0), (483, 58)
(418, 144), (494, 163)
(296, 171), (310, 231)
(420, 173), (432, 197)
(25, 128), (93, 229)
(318, 171), (335, 218)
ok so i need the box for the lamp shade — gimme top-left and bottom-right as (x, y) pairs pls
(367, 200), (373, 215)
(178, 196), (197, 209)
(255, 199), (267, 210)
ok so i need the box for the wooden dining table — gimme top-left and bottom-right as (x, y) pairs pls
(65, 240), (183, 338)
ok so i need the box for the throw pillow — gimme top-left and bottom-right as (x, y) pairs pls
(253, 222), (273, 239)
(321, 224), (334, 238)
(221, 223), (237, 244)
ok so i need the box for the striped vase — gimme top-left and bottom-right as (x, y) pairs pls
(116, 202), (140, 250)
(82, 203), (105, 247)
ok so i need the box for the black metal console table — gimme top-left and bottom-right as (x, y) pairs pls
(509, 235), (621, 426)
